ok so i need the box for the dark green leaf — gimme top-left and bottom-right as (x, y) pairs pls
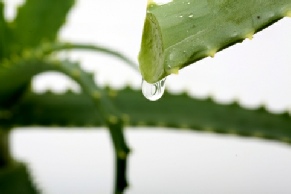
(8, 88), (291, 144)
(11, 0), (75, 50)
(0, 2), (11, 59)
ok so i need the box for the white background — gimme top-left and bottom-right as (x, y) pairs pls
(5, 0), (291, 193)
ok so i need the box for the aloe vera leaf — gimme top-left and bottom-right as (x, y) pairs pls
(7, 88), (291, 144)
(0, 58), (51, 107)
(0, 56), (120, 128)
(0, 2), (11, 59)
(41, 42), (138, 71)
(0, 131), (38, 193)
(0, 130), (11, 168)
(0, 57), (104, 120)
(115, 89), (291, 143)
(11, 0), (74, 50)
(54, 60), (130, 194)
(0, 1), (6, 58)
(139, 0), (291, 83)
(0, 57), (129, 193)
(0, 163), (39, 194)
(0, 41), (137, 107)
(6, 91), (102, 127)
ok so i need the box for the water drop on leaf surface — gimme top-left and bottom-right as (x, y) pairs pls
(142, 78), (166, 101)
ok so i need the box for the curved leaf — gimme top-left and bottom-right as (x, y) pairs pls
(0, 57), (130, 193)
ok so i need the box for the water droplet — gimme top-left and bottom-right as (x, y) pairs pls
(142, 78), (166, 101)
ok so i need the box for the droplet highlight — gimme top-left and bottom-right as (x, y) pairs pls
(142, 78), (166, 101)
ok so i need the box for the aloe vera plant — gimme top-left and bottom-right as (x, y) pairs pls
(0, 0), (291, 194)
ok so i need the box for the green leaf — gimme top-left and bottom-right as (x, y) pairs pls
(0, 41), (136, 107)
(11, 0), (74, 50)
(0, 163), (38, 194)
(0, 57), (51, 107)
(8, 88), (291, 144)
(0, 56), (130, 193)
(139, 0), (291, 83)
(0, 1), (11, 59)
(41, 42), (138, 71)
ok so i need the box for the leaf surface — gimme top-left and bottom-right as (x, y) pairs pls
(11, 0), (74, 50)
(6, 88), (291, 144)
(139, 0), (291, 83)
(0, 2), (11, 59)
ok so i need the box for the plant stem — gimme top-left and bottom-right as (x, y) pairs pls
(107, 120), (130, 194)
(56, 60), (131, 193)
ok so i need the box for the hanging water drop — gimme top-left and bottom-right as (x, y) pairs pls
(141, 78), (166, 101)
